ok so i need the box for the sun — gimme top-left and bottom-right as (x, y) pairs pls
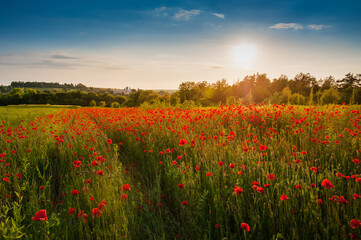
(233, 44), (257, 69)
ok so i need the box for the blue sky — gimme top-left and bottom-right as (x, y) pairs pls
(0, 0), (360, 89)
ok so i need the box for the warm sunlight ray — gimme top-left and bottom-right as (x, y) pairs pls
(233, 44), (257, 69)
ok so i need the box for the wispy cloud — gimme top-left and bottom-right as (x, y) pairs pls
(51, 54), (79, 59)
(270, 23), (303, 30)
(0, 60), (81, 69)
(104, 66), (131, 70)
(308, 24), (328, 30)
(152, 6), (169, 17)
(209, 65), (224, 69)
(212, 13), (225, 19)
(173, 9), (201, 21)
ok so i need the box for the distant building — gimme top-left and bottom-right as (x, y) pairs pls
(113, 88), (132, 95)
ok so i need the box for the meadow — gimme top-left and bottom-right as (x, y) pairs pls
(1, 104), (361, 239)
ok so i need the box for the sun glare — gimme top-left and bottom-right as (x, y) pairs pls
(233, 44), (257, 69)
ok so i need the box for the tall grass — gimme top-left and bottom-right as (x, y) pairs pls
(0, 104), (360, 239)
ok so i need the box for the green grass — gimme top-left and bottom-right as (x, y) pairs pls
(0, 105), (361, 239)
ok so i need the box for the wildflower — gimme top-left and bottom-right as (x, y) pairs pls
(179, 139), (187, 146)
(280, 194), (289, 201)
(122, 184), (131, 191)
(259, 145), (267, 151)
(241, 223), (251, 231)
(233, 185), (244, 195)
(92, 208), (102, 217)
(350, 219), (361, 229)
(321, 179), (335, 189)
(352, 158), (360, 164)
(32, 210), (48, 221)
(121, 194), (128, 201)
(267, 174), (275, 180)
(68, 208), (76, 216)
(71, 189), (79, 196)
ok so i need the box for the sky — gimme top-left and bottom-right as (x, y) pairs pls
(0, 0), (360, 89)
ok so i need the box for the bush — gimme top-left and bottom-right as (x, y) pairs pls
(320, 88), (340, 105)
(89, 100), (96, 107)
(99, 101), (106, 108)
(111, 102), (120, 108)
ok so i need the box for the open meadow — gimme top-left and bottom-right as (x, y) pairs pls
(1, 104), (361, 239)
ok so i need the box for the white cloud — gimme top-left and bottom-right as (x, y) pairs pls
(153, 6), (169, 17)
(212, 13), (225, 19)
(269, 23), (303, 30)
(173, 9), (201, 21)
(308, 24), (328, 30)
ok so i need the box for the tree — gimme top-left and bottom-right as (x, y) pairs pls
(89, 100), (97, 107)
(289, 73), (317, 96)
(337, 73), (360, 89)
(320, 88), (341, 105)
(178, 82), (198, 103)
(270, 75), (289, 93)
(99, 101), (106, 107)
(111, 102), (120, 108)
(8, 88), (24, 104)
(321, 76), (336, 91)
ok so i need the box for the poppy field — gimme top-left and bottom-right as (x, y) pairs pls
(1, 104), (361, 239)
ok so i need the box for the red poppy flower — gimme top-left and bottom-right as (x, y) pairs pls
(259, 145), (267, 151)
(32, 210), (48, 221)
(122, 184), (131, 191)
(177, 183), (184, 188)
(233, 185), (244, 195)
(121, 194), (128, 201)
(280, 194), (289, 201)
(68, 208), (76, 216)
(338, 196), (348, 203)
(179, 139), (187, 146)
(321, 179), (335, 189)
(267, 174), (275, 180)
(92, 208), (102, 217)
(352, 158), (360, 164)
(71, 189), (79, 196)
(350, 219), (361, 229)
(351, 233), (358, 239)
(241, 223), (251, 231)
(181, 200), (188, 206)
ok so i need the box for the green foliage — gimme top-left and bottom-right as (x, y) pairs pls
(111, 102), (121, 108)
(1, 72), (361, 107)
(89, 99), (97, 107)
(99, 101), (106, 107)
(320, 88), (341, 105)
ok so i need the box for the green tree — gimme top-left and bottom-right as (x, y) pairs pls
(99, 101), (106, 107)
(111, 102), (120, 108)
(89, 100), (97, 107)
(320, 88), (341, 105)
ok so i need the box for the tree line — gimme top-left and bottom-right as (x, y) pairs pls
(0, 72), (360, 107)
